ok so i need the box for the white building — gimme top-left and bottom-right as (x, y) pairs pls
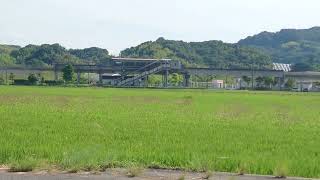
(212, 80), (224, 88)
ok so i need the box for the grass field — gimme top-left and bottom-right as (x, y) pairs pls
(0, 86), (319, 178)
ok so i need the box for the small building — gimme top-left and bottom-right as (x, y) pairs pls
(212, 80), (224, 89)
(102, 73), (121, 86)
(102, 73), (135, 86)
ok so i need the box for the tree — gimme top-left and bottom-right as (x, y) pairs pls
(28, 74), (38, 85)
(255, 77), (264, 87)
(169, 73), (183, 86)
(9, 73), (15, 83)
(148, 75), (162, 86)
(62, 64), (74, 83)
(285, 78), (295, 89)
(0, 54), (15, 66)
(263, 76), (274, 89)
(242, 76), (251, 87)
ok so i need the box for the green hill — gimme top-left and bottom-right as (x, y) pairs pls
(0, 44), (111, 67)
(2, 26), (320, 70)
(238, 27), (320, 70)
(121, 38), (272, 69)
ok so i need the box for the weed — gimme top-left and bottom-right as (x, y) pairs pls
(203, 171), (213, 179)
(126, 167), (143, 178)
(274, 164), (289, 178)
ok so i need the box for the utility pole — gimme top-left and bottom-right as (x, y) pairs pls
(87, 63), (90, 85)
(5, 66), (8, 85)
(163, 60), (169, 88)
(251, 61), (254, 90)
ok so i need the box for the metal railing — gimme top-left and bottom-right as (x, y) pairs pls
(115, 60), (169, 86)
(117, 63), (170, 86)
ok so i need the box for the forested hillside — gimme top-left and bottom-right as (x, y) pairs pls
(0, 44), (111, 67)
(121, 38), (273, 69)
(2, 27), (320, 70)
(238, 27), (320, 71)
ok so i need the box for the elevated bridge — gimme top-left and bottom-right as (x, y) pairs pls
(3, 57), (319, 88)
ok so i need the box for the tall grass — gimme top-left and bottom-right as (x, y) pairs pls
(0, 86), (319, 178)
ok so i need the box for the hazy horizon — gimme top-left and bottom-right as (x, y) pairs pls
(1, 0), (320, 55)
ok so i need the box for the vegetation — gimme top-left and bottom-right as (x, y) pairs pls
(2, 27), (320, 71)
(0, 87), (319, 178)
(238, 27), (320, 71)
(62, 64), (75, 83)
(0, 45), (19, 66)
(0, 44), (111, 68)
(69, 47), (111, 64)
(169, 73), (183, 86)
(285, 78), (296, 89)
(121, 38), (273, 69)
(27, 74), (39, 85)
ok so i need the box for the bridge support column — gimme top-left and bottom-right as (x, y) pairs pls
(54, 65), (58, 81)
(279, 76), (285, 91)
(163, 69), (169, 88)
(183, 74), (190, 88)
(144, 76), (149, 87)
(98, 72), (103, 85)
(77, 72), (81, 85)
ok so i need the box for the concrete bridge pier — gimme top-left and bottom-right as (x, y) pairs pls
(163, 69), (169, 88)
(54, 70), (58, 81)
(77, 72), (81, 85)
(98, 72), (103, 85)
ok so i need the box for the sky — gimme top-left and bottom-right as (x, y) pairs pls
(0, 0), (319, 55)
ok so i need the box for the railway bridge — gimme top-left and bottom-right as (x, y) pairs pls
(2, 57), (318, 88)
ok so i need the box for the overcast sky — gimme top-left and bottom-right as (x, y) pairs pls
(0, 0), (319, 54)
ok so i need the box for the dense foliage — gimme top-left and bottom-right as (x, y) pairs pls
(2, 26), (320, 71)
(0, 45), (20, 66)
(238, 27), (320, 71)
(121, 38), (273, 69)
(0, 44), (111, 67)
(62, 64), (74, 82)
(69, 47), (110, 64)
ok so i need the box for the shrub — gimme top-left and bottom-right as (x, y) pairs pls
(28, 74), (39, 85)
(126, 167), (143, 178)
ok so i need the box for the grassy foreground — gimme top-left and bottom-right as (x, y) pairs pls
(0, 86), (319, 178)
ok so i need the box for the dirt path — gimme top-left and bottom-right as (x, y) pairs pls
(0, 168), (317, 180)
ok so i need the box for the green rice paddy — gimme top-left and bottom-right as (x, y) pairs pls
(0, 86), (319, 178)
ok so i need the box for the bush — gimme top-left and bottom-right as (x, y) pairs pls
(28, 74), (38, 85)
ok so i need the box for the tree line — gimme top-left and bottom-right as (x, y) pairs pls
(0, 44), (111, 67)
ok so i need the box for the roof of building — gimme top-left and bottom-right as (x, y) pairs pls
(273, 63), (292, 72)
(102, 73), (121, 77)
